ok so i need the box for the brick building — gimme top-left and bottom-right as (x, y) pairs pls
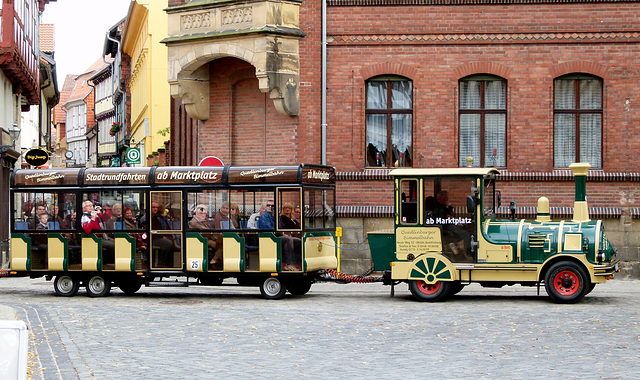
(162, 0), (640, 275)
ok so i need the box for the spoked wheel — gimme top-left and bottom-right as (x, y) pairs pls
(287, 280), (313, 296)
(544, 261), (590, 304)
(409, 280), (451, 302)
(118, 279), (142, 295)
(86, 275), (112, 297)
(53, 275), (79, 297)
(260, 277), (287, 300)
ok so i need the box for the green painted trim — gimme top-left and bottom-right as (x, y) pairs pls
(50, 233), (69, 271)
(82, 233), (103, 271)
(187, 232), (208, 273)
(575, 176), (587, 201)
(116, 233), (137, 272)
(11, 233), (32, 271)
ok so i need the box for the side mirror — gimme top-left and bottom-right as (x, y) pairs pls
(467, 195), (477, 214)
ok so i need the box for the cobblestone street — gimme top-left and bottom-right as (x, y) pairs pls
(1, 277), (639, 379)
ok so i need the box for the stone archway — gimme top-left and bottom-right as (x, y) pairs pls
(163, 1), (304, 120)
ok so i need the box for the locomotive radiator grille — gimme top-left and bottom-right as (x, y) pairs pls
(528, 234), (547, 249)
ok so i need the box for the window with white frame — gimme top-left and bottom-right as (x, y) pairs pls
(459, 75), (507, 168)
(554, 74), (602, 168)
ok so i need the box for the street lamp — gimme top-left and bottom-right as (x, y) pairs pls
(0, 123), (20, 153)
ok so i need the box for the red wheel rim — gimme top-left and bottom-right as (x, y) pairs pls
(553, 270), (580, 296)
(416, 280), (441, 295)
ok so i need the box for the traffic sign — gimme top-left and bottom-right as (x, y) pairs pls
(126, 148), (141, 164)
(198, 156), (224, 166)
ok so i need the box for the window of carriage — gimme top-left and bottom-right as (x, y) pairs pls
(365, 76), (413, 168)
(458, 75), (507, 168)
(553, 74), (603, 168)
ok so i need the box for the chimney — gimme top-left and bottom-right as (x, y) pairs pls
(569, 163), (591, 222)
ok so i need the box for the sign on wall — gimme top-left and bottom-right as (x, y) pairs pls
(126, 148), (141, 165)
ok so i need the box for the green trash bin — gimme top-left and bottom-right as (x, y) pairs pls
(367, 231), (395, 271)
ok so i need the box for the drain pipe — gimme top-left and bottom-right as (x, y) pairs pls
(321, 0), (327, 165)
(105, 32), (126, 128)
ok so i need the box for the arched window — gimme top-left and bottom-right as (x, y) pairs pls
(458, 75), (507, 167)
(554, 74), (602, 168)
(365, 76), (413, 167)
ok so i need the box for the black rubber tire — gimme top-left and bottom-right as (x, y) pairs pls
(118, 280), (142, 295)
(54, 275), (79, 297)
(544, 261), (590, 304)
(449, 281), (465, 296)
(86, 275), (112, 297)
(260, 277), (287, 300)
(409, 280), (452, 302)
(585, 283), (597, 295)
(287, 280), (313, 296)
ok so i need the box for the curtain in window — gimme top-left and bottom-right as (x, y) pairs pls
(555, 79), (576, 109)
(580, 114), (602, 167)
(485, 81), (506, 110)
(485, 114), (506, 167)
(366, 114), (387, 166)
(367, 82), (387, 109)
(580, 80), (602, 109)
(392, 81), (412, 109)
(459, 114), (481, 167)
(460, 81), (480, 109)
(554, 114), (576, 168)
(392, 114), (412, 166)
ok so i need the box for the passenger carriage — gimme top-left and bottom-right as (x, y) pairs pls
(5, 164), (337, 299)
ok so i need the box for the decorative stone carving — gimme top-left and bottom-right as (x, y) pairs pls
(221, 7), (252, 25)
(181, 12), (212, 30)
(174, 65), (210, 121)
(164, 0), (304, 119)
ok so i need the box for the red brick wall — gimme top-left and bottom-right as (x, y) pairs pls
(167, 1), (640, 213)
(197, 58), (299, 166)
(322, 2), (640, 173)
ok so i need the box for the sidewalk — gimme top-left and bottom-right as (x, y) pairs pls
(0, 304), (17, 320)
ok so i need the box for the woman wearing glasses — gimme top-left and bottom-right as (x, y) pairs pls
(189, 204), (219, 265)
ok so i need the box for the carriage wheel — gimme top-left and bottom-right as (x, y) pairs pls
(86, 275), (112, 297)
(260, 277), (287, 300)
(54, 275), (79, 297)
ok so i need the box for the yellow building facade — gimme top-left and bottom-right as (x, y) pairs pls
(121, 0), (170, 165)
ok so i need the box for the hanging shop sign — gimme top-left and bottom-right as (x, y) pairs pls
(24, 148), (49, 167)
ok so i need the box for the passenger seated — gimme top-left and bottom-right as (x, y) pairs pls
(189, 204), (219, 266)
(247, 205), (266, 229)
(279, 202), (302, 271)
(36, 213), (49, 230)
(150, 201), (176, 267)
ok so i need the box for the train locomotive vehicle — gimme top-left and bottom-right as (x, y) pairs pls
(369, 162), (619, 303)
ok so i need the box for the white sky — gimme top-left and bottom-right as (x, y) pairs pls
(41, 0), (132, 85)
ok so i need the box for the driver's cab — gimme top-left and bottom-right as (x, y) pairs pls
(392, 168), (500, 263)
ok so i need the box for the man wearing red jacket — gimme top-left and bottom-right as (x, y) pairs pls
(81, 200), (115, 263)
(81, 200), (103, 233)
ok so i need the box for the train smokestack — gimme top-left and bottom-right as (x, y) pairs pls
(569, 163), (591, 222)
(536, 197), (550, 222)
